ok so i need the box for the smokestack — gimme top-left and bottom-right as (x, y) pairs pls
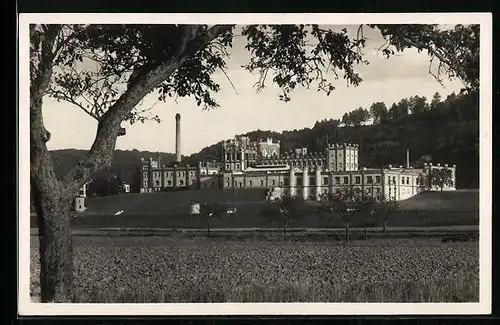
(175, 113), (181, 163)
(406, 148), (410, 168)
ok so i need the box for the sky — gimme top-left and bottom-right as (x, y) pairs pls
(42, 25), (464, 155)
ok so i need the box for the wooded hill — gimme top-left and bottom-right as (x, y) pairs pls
(187, 91), (479, 189)
(50, 91), (479, 191)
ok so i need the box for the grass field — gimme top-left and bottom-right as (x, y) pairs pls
(30, 189), (479, 230)
(30, 236), (479, 303)
(398, 189), (479, 211)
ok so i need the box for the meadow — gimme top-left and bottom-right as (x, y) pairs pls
(30, 236), (479, 303)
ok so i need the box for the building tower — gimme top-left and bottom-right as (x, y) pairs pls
(222, 136), (248, 172)
(325, 143), (359, 172)
(175, 113), (181, 163)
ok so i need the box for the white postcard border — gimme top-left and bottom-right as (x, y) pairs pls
(18, 12), (493, 316)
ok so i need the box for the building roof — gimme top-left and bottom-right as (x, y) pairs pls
(244, 165), (291, 172)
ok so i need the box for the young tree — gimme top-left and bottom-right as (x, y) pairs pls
(261, 194), (305, 240)
(320, 187), (363, 245)
(29, 23), (479, 302)
(372, 197), (399, 232)
(429, 167), (454, 191)
(355, 198), (379, 239)
(200, 202), (227, 237)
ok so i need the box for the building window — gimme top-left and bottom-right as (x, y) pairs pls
(310, 177), (315, 185)
(226, 154), (230, 160)
(335, 176), (341, 184)
(393, 176), (396, 183)
(167, 180), (172, 186)
(416, 177), (420, 185)
(179, 180), (184, 185)
(367, 176), (373, 184)
(375, 175), (381, 183)
(236, 164), (240, 170)
(272, 180), (275, 186)
(191, 179), (195, 185)
(249, 180), (253, 186)
(239, 182), (243, 188)
(155, 180), (160, 186)
(376, 188), (380, 193)
(260, 180), (264, 186)
(343, 176), (349, 184)
(355, 176), (361, 184)
(226, 181), (230, 187)
(406, 177), (410, 185)
(226, 164), (230, 170)
(323, 177), (328, 185)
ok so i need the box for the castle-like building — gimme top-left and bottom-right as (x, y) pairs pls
(139, 114), (456, 202)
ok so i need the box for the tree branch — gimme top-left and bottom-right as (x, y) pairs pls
(62, 24), (234, 193)
(394, 30), (453, 72)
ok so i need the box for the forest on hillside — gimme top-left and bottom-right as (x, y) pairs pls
(50, 91), (479, 192)
(187, 91), (479, 189)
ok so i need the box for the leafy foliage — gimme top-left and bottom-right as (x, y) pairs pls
(429, 168), (454, 191)
(320, 187), (364, 218)
(242, 25), (368, 102)
(320, 187), (364, 244)
(371, 198), (400, 230)
(261, 194), (305, 239)
(46, 24), (479, 125)
(47, 25), (236, 122)
(342, 107), (371, 127)
(369, 24), (479, 94)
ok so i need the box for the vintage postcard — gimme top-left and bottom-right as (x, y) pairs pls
(18, 13), (492, 315)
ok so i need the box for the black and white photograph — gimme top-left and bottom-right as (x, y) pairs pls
(18, 13), (492, 315)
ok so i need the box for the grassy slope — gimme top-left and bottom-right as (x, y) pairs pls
(398, 189), (479, 211)
(29, 189), (480, 230)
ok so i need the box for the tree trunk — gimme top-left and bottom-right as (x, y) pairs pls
(207, 218), (211, 237)
(32, 183), (74, 302)
(31, 59), (76, 302)
(344, 218), (349, 245)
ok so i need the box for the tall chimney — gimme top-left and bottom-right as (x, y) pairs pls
(406, 148), (410, 168)
(175, 113), (181, 163)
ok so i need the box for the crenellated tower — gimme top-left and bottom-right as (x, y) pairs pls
(325, 143), (359, 172)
